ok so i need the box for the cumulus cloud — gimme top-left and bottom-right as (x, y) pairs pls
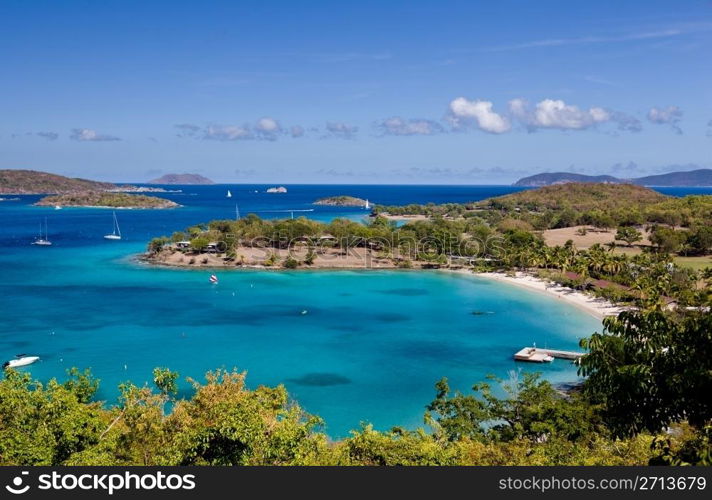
(509, 98), (610, 130)
(446, 97), (510, 134)
(36, 131), (59, 141)
(254, 117), (282, 141)
(647, 106), (683, 134)
(290, 125), (305, 138)
(70, 128), (121, 141)
(375, 117), (444, 136)
(325, 121), (358, 139)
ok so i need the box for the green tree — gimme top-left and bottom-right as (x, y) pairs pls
(649, 226), (685, 254)
(579, 308), (712, 441)
(283, 256), (299, 269)
(152, 367), (179, 397)
(190, 236), (210, 252)
(615, 226), (643, 247)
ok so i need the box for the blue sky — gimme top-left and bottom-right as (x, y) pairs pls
(1, 0), (711, 184)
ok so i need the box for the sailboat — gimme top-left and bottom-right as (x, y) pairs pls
(104, 211), (122, 240)
(365, 199), (370, 210)
(31, 218), (52, 246)
(227, 189), (232, 198)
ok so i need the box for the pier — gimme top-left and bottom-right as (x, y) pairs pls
(514, 347), (585, 363)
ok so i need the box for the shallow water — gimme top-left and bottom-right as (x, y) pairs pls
(2, 184), (708, 436)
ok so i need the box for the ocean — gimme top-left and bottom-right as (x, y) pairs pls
(1, 184), (709, 436)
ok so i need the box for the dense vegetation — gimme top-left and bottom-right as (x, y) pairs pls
(0, 169), (114, 194)
(36, 191), (179, 209)
(372, 184), (712, 257)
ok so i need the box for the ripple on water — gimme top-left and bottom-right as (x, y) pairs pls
(286, 373), (352, 387)
(377, 288), (429, 296)
(372, 312), (411, 322)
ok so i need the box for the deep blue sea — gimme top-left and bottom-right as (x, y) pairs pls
(1, 184), (709, 436)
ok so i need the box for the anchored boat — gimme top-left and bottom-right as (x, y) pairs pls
(104, 211), (122, 240)
(3, 355), (40, 369)
(31, 218), (52, 246)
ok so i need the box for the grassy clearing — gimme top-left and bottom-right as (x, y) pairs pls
(674, 255), (712, 271)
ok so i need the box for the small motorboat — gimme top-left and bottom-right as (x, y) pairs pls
(209, 274), (219, 284)
(3, 355), (40, 369)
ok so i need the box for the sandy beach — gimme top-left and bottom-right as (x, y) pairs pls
(447, 269), (625, 320)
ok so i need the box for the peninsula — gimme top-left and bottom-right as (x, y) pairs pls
(0, 169), (114, 194)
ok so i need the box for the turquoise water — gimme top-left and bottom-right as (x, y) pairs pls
(8, 183), (707, 436)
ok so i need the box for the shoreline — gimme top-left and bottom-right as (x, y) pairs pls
(140, 250), (623, 320)
(34, 204), (181, 210)
(445, 269), (624, 320)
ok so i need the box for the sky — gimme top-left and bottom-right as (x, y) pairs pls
(1, 0), (711, 184)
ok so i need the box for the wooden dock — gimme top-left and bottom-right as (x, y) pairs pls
(514, 347), (585, 363)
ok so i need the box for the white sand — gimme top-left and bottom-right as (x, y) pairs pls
(447, 270), (625, 320)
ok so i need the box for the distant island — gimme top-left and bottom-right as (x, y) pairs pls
(109, 185), (181, 194)
(266, 186), (287, 193)
(35, 192), (179, 209)
(0, 169), (114, 194)
(147, 173), (214, 185)
(514, 168), (712, 187)
(314, 195), (369, 207)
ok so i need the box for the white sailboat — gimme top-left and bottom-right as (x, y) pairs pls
(31, 218), (52, 246)
(104, 211), (122, 240)
(227, 189), (232, 198)
(365, 199), (370, 210)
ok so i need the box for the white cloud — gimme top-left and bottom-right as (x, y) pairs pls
(647, 106), (683, 134)
(325, 121), (358, 139)
(509, 98), (627, 131)
(376, 117), (444, 136)
(533, 99), (608, 129)
(447, 97), (510, 134)
(70, 128), (121, 141)
(254, 117), (282, 140)
(179, 118), (302, 141)
(203, 124), (252, 141)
